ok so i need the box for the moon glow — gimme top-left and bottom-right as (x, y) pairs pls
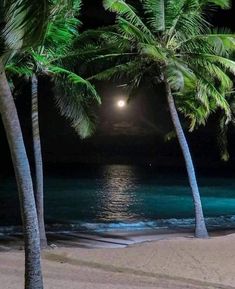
(117, 100), (126, 108)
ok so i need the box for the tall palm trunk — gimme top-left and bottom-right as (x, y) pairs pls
(0, 60), (43, 289)
(31, 74), (47, 248)
(164, 74), (208, 238)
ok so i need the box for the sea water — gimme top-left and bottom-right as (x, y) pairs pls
(0, 164), (235, 233)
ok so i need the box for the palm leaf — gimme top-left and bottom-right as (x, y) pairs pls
(54, 86), (98, 138)
(117, 17), (153, 43)
(142, 0), (165, 31)
(5, 62), (33, 77)
(1, 0), (51, 55)
(48, 65), (100, 101)
(49, 65), (100, 138)
(103, 0), (155, 41)
(200, 0), (231, 9)
(87, 61), (142, 81)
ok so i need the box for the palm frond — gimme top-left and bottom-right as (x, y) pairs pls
(183, 52), (235, 75)
(1, 0), (51, 55)
(49, 65), (100, 138)
(87, 61), (142, 82)
(44, 17), (79, 53)
(217, 114), (230, 161)
(5, 62), (33, 77)
(139, 43), (166, 61)
(187, 60), (231, 114)
(49, 65), (100, 101)
(178, 26), (235, 58)
(204, 54), (235, 74)
(200, 0), (231, 9)
(43, 0), (81, 54)
(142, 0), (165, 31)
(165, 0), (209, 38)
(54, 86), (98, 138)
(167, 65), (185, 91)
(103, 0), (155, 41)
(117, 17), (153, 43)
(176, 93), (212, 131)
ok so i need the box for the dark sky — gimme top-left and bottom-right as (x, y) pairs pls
(1, 1), (235, 172)
(81, 0), (115, 28)
(79, 0), (235, 163)
(81, 0), (235, 30)
(53, 0), (235, 172)
(69, 0), (235, 172)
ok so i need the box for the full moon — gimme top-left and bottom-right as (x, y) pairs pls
(117, 100), (126, 108)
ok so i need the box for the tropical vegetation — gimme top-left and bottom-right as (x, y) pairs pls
(6, 0), (100, 248)
(74, 0), (235, 238)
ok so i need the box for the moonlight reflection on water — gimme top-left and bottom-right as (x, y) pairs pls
(97, 165), (139, 221)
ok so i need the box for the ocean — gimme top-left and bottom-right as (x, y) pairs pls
(1, 164), (235, 234)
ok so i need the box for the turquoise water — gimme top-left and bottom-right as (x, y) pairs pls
(1, 165), (235, 232)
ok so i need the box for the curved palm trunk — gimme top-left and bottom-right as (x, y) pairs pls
(31, 74), (47, 249)
(164, 76), (208, 238)
(0, 61), (43, 288)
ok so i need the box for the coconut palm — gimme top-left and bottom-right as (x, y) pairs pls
(0, 1), (51, 288)
(76, 0), (235, 238)
(6, 0), (99, 249)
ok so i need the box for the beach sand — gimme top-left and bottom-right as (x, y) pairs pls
(1, 232), (235, 289)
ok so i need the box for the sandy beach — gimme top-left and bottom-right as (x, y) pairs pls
(1, 232), (235, 289)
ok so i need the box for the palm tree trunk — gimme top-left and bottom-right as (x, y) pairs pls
(164, 75), (208, 238)
(0, 60), (44, 289)
(31, 74), (47, 249)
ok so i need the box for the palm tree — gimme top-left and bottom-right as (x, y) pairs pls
(76, 0), (235, 238)
(6, 0), (100, 248)
(0, 1), (51, 288)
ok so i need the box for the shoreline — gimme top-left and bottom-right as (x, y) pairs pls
(1, 227), (235, 251)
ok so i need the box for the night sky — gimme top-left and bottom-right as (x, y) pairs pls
(1, 1), (235, 174)
(81, 0), (235, 30)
